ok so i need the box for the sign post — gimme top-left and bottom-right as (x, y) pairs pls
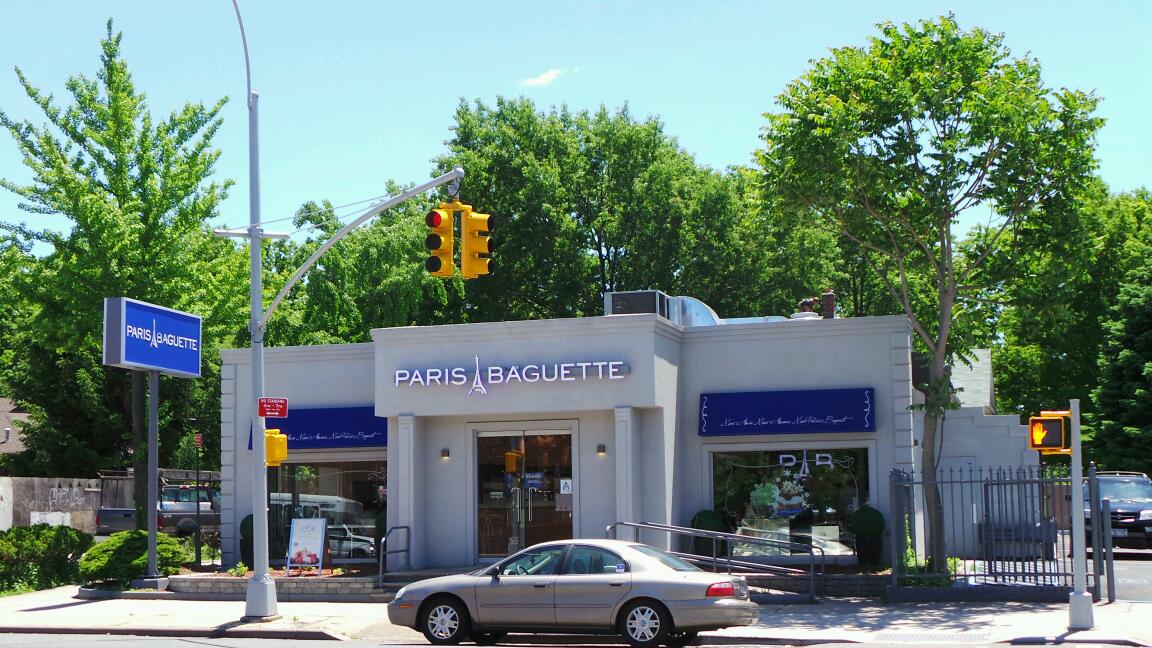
(103, 297), (202, 587)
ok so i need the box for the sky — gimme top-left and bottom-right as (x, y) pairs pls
(1, 1), (1149, 242)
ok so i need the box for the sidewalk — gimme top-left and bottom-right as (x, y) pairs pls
(0, 586), (1148, 645)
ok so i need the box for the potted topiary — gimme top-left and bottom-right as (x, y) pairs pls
(848, 504), (886, 566)
(239, 514), (254, 569)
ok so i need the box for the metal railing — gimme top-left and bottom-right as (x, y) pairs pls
(607, 520), (823, 601)
(890, 464), (1093, 594)
(377, 525), (411, 585)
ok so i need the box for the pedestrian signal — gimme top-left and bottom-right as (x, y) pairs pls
(1028, 416), (1066, 451)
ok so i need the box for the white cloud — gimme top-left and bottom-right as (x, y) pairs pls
(519, 68), (564, 87)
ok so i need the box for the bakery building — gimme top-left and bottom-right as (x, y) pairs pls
(218, 291), (1030, 569)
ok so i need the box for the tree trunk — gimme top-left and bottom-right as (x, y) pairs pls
(920, 354), (950, 571)
(131, 371), (148, 531)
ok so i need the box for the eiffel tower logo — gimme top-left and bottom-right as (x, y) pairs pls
(468, 354), (488, 396)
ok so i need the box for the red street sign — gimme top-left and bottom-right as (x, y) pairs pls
(258, 397), (289, 418)
(194, 433), (203, 449)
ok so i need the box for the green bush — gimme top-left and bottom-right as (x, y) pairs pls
(0, 524), (94, 592)
(848, 505), (885, 536)
(78, 530), (190, 587)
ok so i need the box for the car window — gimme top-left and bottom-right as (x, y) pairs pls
(629, 544), (702, 572)
(1098, 480), (1152, 501)
(562, 545), (625, 575)
(498, 546), (565, 576)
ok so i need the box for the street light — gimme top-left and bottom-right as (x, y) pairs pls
(226, 0), (464, 621)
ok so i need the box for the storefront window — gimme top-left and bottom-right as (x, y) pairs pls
(269, 460), (386, 563)
(711, 448), (868, 557)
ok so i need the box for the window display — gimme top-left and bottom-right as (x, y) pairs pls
(269, 460), (386, 563)
(711, 448), (868, 556)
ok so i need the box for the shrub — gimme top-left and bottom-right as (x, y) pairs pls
(848, 505), (885, 536)
(0, 524), (93, 592)
(78, 530), (190, 587)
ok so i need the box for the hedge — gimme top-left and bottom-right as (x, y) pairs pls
(79, 530), (190, 587)
(0, 524), (94, 592)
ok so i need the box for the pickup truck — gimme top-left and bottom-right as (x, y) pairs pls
(96, 485), (221, 536)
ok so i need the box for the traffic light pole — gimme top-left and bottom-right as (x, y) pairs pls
(1068, 398), (1094, 630)
(226, 2), (463, 621)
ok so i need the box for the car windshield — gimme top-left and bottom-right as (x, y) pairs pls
(1097, 480), (1152, 502)
(629, 544), (702, 572)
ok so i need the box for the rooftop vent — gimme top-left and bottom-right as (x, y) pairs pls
(604, 290), (722, 326)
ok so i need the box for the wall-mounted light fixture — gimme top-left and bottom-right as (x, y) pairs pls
(441, 448), (451, 460)
(596, 443), (607, 456)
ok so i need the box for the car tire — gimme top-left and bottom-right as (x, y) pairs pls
(469, 631), (506, 645)
(420, 596), (471, 645)
(175, 518), (197, 537)
(619, 599), (671, 648)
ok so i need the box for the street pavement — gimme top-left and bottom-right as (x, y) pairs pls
(0, 585), (1150, 645)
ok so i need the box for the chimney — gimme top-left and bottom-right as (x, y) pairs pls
(821, 289), (836, 319)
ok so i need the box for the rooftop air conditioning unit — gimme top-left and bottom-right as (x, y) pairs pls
(604, 290), (671, 319)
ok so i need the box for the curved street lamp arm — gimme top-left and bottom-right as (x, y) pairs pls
(256, 166), (464, 334)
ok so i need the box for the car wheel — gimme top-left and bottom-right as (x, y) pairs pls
(619, 599), (671, 648)
(470, 631), (506, 645)
(420, 597), (471, 645)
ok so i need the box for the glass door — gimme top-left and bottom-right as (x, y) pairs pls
(478, 431), (572, 558)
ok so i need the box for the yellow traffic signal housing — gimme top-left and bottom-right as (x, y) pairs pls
(504, 450), (521, 474)
(265, 428), (288, 467)
(425, 205), (454, 277)
(461, 210), (492, 279)
(1028, 416), (1066, 452)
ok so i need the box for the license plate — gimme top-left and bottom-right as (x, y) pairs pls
(1112, 529), (1129, 537)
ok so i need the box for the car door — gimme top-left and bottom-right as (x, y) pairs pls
(474, 545), (565, 626)
(553, 545), (632, 627)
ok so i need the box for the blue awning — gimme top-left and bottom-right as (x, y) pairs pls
(275, 406), (386, 449)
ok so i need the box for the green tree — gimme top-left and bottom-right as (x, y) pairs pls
(1090, 253), (1152, 471)
(0, 21), (245, 499)
(757, 15), (1101, 566)
(439, 97), (776, 322)
(990, 184), (1152, 425)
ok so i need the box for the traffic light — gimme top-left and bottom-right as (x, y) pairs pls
(265, 428), (288, 467)
(425, 205), (454, 277)
(461, 209), (492, 278)
(1028, 416), (1066, 452)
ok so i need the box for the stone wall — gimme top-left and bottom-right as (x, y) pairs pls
(0, 477), (101, 533)
(748, 573), (889, 598)
(167, 574), (386, 601)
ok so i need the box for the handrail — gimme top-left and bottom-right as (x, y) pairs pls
(377, 525), (411, 586)
(607, 520), (824, 602)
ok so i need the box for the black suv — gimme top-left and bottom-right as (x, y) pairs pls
(1086, 472), (1152, 548)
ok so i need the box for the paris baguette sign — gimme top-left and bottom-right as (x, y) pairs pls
(102, 297), (202, 378)
(394, 355), (629, 396)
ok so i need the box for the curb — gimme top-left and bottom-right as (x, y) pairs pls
(0, 626), (343, 641)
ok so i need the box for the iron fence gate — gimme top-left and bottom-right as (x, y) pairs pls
(891, 465), (1098, 597)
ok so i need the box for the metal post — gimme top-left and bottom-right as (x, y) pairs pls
(195, 429), (202, 566)
(1068, 398), (1094, 630)
(145, 370), (160, 578)
(242, 89), (278, 621)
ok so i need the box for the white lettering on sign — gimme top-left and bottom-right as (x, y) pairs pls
(125, 319), (199, 351)
(778, 450), (833, 477)
(395, 355), (628, 396)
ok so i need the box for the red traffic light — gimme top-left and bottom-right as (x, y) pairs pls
(425, 210), (443, 228)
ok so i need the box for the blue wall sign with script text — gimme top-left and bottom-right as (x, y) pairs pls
(277, 406), (387, 449)
(102, 297), (202, 378)
(699, 388), (875, 436)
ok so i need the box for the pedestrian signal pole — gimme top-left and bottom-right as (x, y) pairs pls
(1067, 398), (1094, 630)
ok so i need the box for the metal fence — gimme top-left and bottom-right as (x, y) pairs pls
(890, 464), (1086, 595)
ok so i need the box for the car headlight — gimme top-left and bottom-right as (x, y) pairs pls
(394, 586), (407, 600)
(1139, 510), (1152, 521)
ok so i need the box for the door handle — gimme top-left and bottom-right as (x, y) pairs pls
(534, 582), (550, 589)
(609, 581), (625, 587)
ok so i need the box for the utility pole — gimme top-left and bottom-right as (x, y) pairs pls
(225, 1), (463, 621)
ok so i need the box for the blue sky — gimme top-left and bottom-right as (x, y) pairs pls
(1, 1), (1149, 240)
